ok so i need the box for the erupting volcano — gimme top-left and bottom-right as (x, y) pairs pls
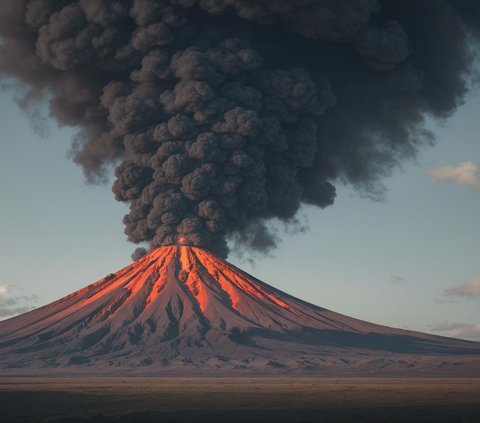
(0, 246), (479, 375)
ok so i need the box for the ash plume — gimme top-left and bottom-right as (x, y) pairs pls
(1, 0), (479, 257)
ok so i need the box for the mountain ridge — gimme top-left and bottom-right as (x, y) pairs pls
(1, 246), (479, 375)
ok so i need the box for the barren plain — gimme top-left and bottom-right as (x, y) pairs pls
(0, 377), (479, 422)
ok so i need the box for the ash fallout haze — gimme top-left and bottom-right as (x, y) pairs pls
(2, 0), (480, 259)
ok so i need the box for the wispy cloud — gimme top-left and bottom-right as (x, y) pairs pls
(390, 274), (405, 285)
(428, 161), (480, 188)
(430, 322), (480, 341)
(445, 276), (480, 299)
(0, 284), (38, 320)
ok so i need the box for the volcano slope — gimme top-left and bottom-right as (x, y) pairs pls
(0, 246), (479, 375)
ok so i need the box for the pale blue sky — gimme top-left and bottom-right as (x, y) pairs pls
(0, 86), (479, 340)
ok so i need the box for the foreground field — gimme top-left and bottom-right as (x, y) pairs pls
(0, 377), (479, 422)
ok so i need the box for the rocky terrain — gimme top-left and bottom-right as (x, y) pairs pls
(0, 246), (479, 374)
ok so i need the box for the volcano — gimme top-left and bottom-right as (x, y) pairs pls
(1, 246), (479, 375)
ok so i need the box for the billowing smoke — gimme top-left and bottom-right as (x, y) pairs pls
(1, 1), (479, 257)
(131, 246), (148, 261)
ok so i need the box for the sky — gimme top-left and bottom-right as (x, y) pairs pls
(0, 84), (479, 341)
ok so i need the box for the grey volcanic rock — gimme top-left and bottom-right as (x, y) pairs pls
(0, 246), (479, 375)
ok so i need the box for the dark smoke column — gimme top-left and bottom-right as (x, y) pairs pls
(1, 1), (479, 258)
(112, 42), (336, 257)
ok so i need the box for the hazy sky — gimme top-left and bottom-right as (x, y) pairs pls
(0, 85), (479, 341)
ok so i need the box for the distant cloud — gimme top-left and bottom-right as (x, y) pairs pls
(434, 298), (457, 305)
(430, 322), (480, 341)
(445, 276), (480, 299)
(390, 275), (405, 284)
(0, 284), (38, 320)
(428, 161), (480, 188)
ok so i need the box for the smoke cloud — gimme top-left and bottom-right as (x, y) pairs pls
(1, 1), (480, 257)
